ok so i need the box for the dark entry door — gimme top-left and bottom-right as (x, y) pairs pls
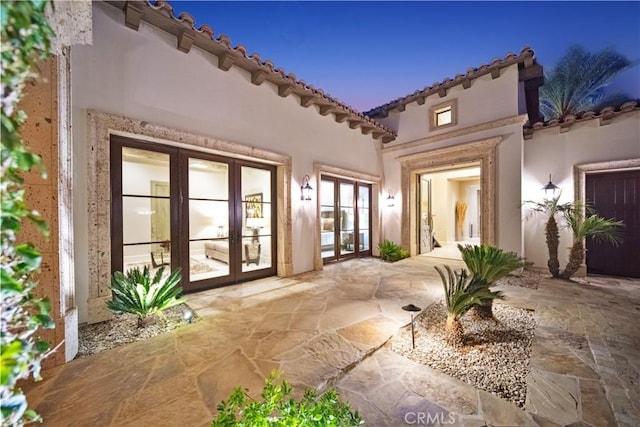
(585, 170), (640, 278)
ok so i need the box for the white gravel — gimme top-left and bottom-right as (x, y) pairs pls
(77, 304), (195, 357)
(390, 302), (535, 408)
(496, 268), (542, 289)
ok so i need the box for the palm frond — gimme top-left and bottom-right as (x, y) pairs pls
(539, 45), (634, 119)
(458, 244), (527, 286)
(580, 215), (624, 245)
(562, 201), (624, 244)
(434, 265), (502, 320)
(524, 194), (573, 218)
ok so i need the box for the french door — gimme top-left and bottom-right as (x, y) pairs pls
(110, 135), (276, 292)
(320, 177), (371, 262)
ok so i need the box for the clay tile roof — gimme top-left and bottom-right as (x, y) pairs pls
(107, 0), (397, 143)
(365, 47), (537, 118)
(522, 101), (640, 139)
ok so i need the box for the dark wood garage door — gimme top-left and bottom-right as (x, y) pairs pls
(585, 170), (640, 278)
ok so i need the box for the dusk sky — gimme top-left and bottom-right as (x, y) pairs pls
(176, 1), (640, 112)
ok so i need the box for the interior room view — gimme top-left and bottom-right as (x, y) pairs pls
(118, 145), (274, 287)
(418, 165), (481, 260)
(319, 177), (372, 263)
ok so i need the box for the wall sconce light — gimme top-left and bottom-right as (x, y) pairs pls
(386, 191), (395, 207)
(542, 174), (559, 198)
(301, 175), (313, 201)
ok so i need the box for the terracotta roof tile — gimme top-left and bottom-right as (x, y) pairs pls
(523, 101), (639, 139)
(365, 47), (538, 118)
(108, 0), (397, 142)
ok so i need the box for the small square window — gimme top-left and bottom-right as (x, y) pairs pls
(429, 99), (457, 131)
(435, 108), (452, 126)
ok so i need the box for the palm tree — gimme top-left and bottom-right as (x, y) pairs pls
(434, 265), (502, 347)
(539, 45), (636, 120)
(458, 244), (527, 320)
(526, 195), (573, 278)
(559, 204), (624, 280)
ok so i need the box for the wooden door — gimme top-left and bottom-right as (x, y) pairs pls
(585, 170), (640, 278)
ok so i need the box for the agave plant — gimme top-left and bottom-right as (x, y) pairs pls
(435, 265), (503, 347)
(559, 204), (623, 280)
(107, 266), (185, 327)
(458, 244), (528, 320)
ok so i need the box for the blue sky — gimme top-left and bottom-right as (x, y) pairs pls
(177, 1), (640, 111)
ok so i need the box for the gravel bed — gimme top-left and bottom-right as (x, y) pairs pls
(390, 302), (535, 407)
(77, 304), (196, 358)
(496, 269), (542, 289)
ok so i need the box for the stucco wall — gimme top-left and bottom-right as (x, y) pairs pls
(377, 66), (521, 145)
(379, 64), (525, 256)
(71, 3), (381, 322)
(523, 112), (640, 270)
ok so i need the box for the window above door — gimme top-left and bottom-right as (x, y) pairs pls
(429, 98), (458, 131)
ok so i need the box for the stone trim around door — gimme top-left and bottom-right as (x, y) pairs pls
(85, 110), (293, 323)
(312, 162), (381, 270)
(574, 158), (640, 205)
(397, 136), (502, 255)
(572, 158), (640, 276)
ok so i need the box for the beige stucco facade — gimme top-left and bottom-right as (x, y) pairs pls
(17, 0), (639, 366)
(523, 112), (640, 269)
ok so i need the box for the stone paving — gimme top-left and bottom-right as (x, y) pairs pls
(23, 256), (639, 426)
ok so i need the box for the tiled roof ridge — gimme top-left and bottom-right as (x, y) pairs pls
(122, 0), (397, 141)
(364, 46), (537, 117)
(523, 101), (639, 139)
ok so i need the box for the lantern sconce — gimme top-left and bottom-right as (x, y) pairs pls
(301, 175), (313, 201)
(386, 191), (395, 207)
(542, 174), (559, 198)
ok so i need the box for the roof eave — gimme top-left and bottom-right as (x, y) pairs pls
(105, 0), (397, 143)
(365, 47), (542, 119)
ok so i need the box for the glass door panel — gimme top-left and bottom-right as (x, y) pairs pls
(321, 180), (336, 259)
(321, 177), (371, 262)
(120, 147), (171, 273)
(418, 175), (433, 254)
(187, 158), (230, 282)
(358, 185), (371, 251)
(240, 166), (273, 273)
(339, 182), (355, 256)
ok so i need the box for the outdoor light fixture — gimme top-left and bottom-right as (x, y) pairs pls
(386, 191), (395, 207)
(542, 174), (559, 198)
(402, 303), (422, 349)
(301, 175), (313, 201)
(182, 308), (194, 324)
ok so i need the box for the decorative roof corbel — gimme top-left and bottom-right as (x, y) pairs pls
(124, 2), (143, 30)
(217, 53), (235, 71)
(177, 30), (195, 53)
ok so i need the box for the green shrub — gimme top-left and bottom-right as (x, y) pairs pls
(378, 240), (409, 262)
(457, 244), (526, 320)
(211, 370), (364, 426)
(1, 1), (56, 425)
(458, 244), (528, 285)
(435, 265), (503, 347)
(107, 266), (186, 327)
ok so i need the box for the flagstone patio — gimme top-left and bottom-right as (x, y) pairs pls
(24, 256), (639, 426)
